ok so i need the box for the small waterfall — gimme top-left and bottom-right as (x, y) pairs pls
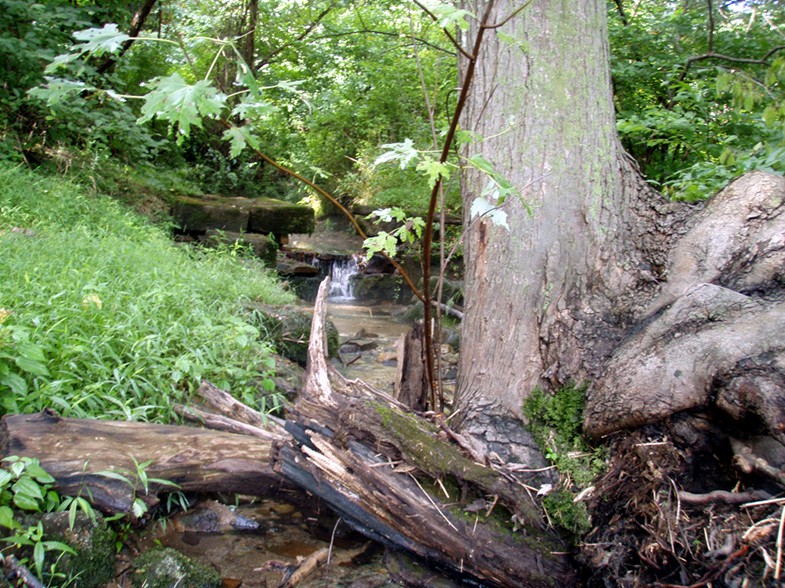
(327, 255), (361, 302)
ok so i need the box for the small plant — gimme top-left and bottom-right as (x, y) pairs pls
(523, 385), (607, 538)
(0, 457), (76, 578)
(96, 456), (180, 520)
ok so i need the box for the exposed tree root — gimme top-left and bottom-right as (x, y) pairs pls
(581, 429), (785, 587)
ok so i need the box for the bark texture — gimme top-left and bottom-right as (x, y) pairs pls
(0, 411), (284, 514)
(456, 0), (677, 435)
(585, 171), (785, 439)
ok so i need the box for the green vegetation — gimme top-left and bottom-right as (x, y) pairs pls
(610, 1), (785, 199)
(0, 456), (77, 581)
(0, 164), (292, 421)
(523, 385), (607, 537)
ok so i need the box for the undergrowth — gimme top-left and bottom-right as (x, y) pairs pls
(0, 163), (293, 422)
(523, 384), (607, 538)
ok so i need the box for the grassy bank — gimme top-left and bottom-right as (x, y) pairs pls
(0, 163), (293, 422)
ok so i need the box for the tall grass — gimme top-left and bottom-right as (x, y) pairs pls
(0, 163), (293, 421)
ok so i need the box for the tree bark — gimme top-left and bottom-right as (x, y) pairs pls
(455, 0), (679, 445)
(0, 410), (284, 514)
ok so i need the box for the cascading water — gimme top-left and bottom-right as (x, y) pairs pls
(326, 255), (361, 302)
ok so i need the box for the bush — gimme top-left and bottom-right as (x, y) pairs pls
(0, 164), (293, 421)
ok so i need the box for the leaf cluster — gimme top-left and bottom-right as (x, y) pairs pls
(611, 1), (785, 199)
(0, 456), (78, 580)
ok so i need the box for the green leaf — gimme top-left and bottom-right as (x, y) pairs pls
(72, 24), (130, 56)
(131, 498), (147, 519)
(138, 74), (227, 141)
(24, 462), (55, 485)
(223, 126), (261, 158)
(375, 139), (419, 169)
(33, 541), (45, 576)
(0, 372), (27, 395)
(13, 476), (44, 503)
(28, 77), (89, 107)
(467, 153), (495, 174)
(95, 469), (132, 486)
(14, 356), (49, 377)
(416, 159), (451, 188)
(43, 52), (81, 74)
(0, 470), (13, 489)
(0, 506), (17, 529)
(421, 0), (473, 31)
(12, 492), (41, 512)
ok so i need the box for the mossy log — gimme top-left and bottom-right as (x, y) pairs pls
(273, 278), (575, 587)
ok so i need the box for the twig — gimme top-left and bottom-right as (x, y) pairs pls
(409, 473), (459, 532)
(775, 505), (785, 581)
(1, 554), (45, 588)
(277, 547), (330, 588)
(678, 488), (772, 506)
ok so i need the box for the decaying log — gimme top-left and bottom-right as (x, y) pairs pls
(0, 278), (574, 587)
(274, 278), (575, 587)
(394, 321), (428, 411)
(0, 411), (286, 514)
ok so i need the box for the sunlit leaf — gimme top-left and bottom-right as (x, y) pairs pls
(72, 24), (130, 56)
(470, 196), (509, 229)
(223, 126), (261, 158)
(138, 74), (227, 141)
(28, 77), (89, 106)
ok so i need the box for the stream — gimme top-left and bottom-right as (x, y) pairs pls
(136, 219), (450, 587)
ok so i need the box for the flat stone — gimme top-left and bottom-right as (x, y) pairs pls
(173, 195), (250, 233)
(172, 195), (314, 236)
(248, 198), (315, 235)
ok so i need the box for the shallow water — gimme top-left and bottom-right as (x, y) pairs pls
(143, 498), (395, 587)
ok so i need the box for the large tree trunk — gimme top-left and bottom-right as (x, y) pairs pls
(455, 0), (784, 477)
(453, 6), (785, 584)
(456, 0), (675, 436)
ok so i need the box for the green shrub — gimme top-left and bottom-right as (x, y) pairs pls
(0, 164), (293, 421)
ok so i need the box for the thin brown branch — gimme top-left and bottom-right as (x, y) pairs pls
(310, 29), (455, 56)
(96, 0), (159, 74)
(677, 46), (785, 83)
(257, 2), (337, 70)
(411, 0), (473, 59)
(421, 0), (499, 410)
(483, 0), (533, 30)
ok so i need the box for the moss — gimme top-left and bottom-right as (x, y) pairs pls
(38, 511), (116, 588)
(131, 547), (221, 588)
(523, 384), (607, 541)
(374, 403), (496, 485)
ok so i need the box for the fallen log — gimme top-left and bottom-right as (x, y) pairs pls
(0, 278), (575, 586)
(273, 278), (576, 587)
(0, 410), (287, 514)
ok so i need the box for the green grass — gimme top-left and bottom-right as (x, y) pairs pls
(0, 163), (293, 422)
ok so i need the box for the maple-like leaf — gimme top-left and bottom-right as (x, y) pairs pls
(138, 74), (226, 140)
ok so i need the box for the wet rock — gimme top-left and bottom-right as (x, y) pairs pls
(131, 547), (221, 588)
(172, 500), (259, 535)
(377, 351), (398, 366)
(352, 274), (413, 303)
